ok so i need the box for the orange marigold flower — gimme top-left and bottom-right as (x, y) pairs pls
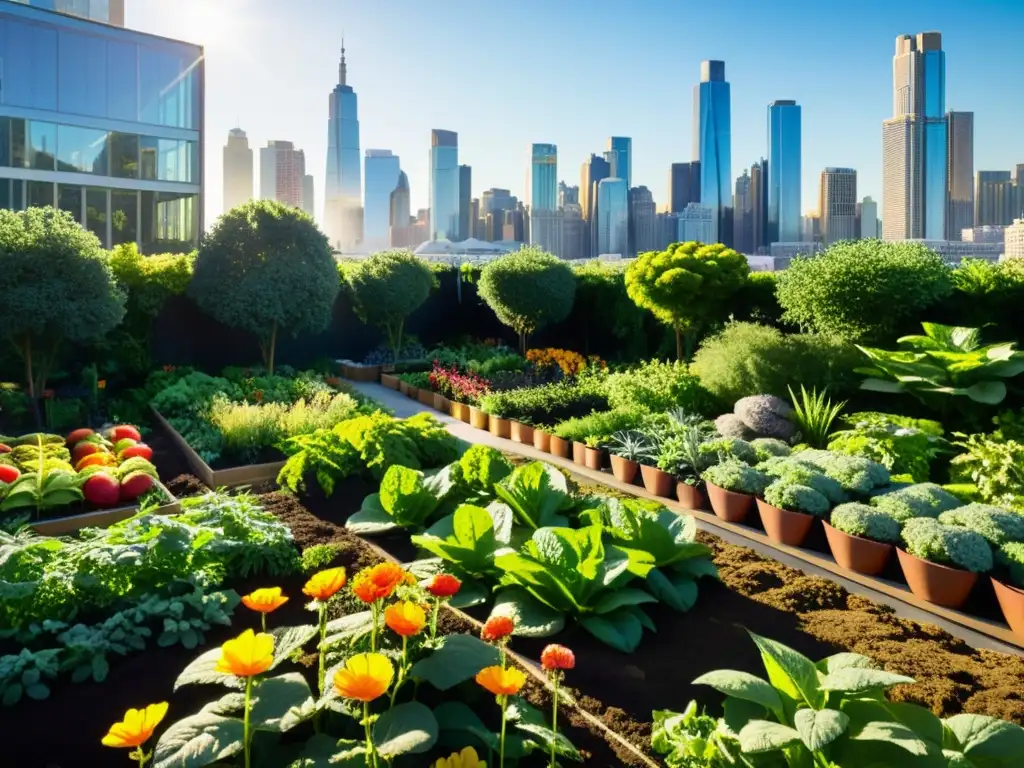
(241, 587), (289, 614)
(215, 629), (274, 678)
(540, 644), (575, 671)
(475, 665), (526, 696)
(101, 702), (168, 749)
(303, 567), (347, 601)
(333, 652), (394, 701)
(481, 615), (515, 642)
(426, 573), (462, 598)
(385, 600), (427, 637)
(351, 562), (409, 604)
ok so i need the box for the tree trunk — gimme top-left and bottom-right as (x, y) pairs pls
(266, 322), (278, 374)
(519, 331), (527, 356)
(675, 324), (683, 361)
(394, 320), (404, 364)
(23, 336), (42, 429)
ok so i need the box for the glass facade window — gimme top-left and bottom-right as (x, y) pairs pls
(923, 119), (947, 240)
(58, 28), (109, 117)
(363, 151), (400, 251)
(429, 131), (459, 241)
(694, 73), (732, 245)
(85, 187), (108, 241)
(922, 50), (945, 118)
(139, 47), (198, 129)
(597, 178), (628, 256)
(56, 124), (107, 173)
(530, 144), (557, 212)
(29, 122), (58, 170)
(106, 39), (138, 121)
(58, 182), (82, 220)
(108, 132), (138, 178)
(110, 189), (136, 245)
(141, 190), (196, 252)
(0, 16), (59, 110)
(767, 101), (801, 244)
(27, 180), (54, 208)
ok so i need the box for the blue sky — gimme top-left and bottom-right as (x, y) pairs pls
(128, 0), (1024, 229)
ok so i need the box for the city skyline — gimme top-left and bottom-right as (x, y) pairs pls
(126, 0), (1024, 231)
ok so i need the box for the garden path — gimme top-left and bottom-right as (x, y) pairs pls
(350, 381), (1024, 657)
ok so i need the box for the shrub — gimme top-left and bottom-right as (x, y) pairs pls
(733, 394), (796, 441)
(702, 460), (769, 495)
(477, 381), (607, 426)
(552, 407), (647, 443)
(692, 322), (861, 406)
(300, 543), (341, 573)
(869, 483), (963, 523)
(775, 240), (954, 343)
(571, 262), (649, 358)
(794, 449), (890, 494)
(0, 207), (126, 399)
(998, 541), (1024, 587)
(477, 247), (576, 353)
(726, 270), (784, 326)
(625, 241), (749, 358)
(773, 464), (847, 505)
(788, 385), (846, 448)
(751, 438), (791, 461)
(827, 412), (948, 482)
(950, 433), (1024, 511)
(189, 200), (338, 373)
(830, 503), (902, 543)
(698, 437), (758, 467)
(604, 360), (715, 415)
(347, 250), (435, 362)
(763, 480), (830, 516)
(901, 517), (993, 573)
(938, 504), (1024, 546)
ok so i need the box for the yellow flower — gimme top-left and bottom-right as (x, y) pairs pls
(241, 587), (289, 614)
(302, 567), (347, 601)
(101, 702), (168, 749)
(475, 665), (526, 696)
(333, 652), (394, 701)
(433, 746), (487, 768)
(384, 600), (427, 637)
(215, 629), (274, 678)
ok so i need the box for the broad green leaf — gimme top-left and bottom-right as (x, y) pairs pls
(820, 667), (915, 695)
(964, 381), (1007, 405)
(448, 579), (489, 608)
(269, 625), (318, 670)
(795, 708), (849, 751)
(489, 588), (565, 637)
(722, 698), (768, 737)
(372, 701), (438, 757)
(409, 634), (499, 691)
(485, 500), (514, 544)
(750, 632), (825, 710)
(345, 507), (401, 535)
(580, 608), (643, 652)
(672, 556), (720, 581)
(592, 587), (658, 615)
(860, 379), (906, 394)
(943, 713), (1024, 763)
(173, 647), (245, 692)
(452, 504), (497, 549)
(504, 699), (583, 761)
(816, 652), (875, 674)
(250, 672), (315, 732)
(692, 670), (783, 716)
(852, 720), (929, 756)
(645, 568), (699, 612)
(738, 720), (801, 754)
(323, 611), (374, 647)
(494, 462), (573, 530)
(153, 712), (244, 768)
(434, 701), (530, 758)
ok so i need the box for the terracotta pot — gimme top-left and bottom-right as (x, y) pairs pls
(406, 386), (420, 401)
(676, 482), (706, 510)
(398, 380), (409, 395)
(897, 548), (978, 609)
(757, 499), (816, 547)
(823, 521), (894, 576)
(706, 482), (753, 522)
(380, 373), (400, 390)
(417, 388), (435, 406)
(510, 421), (534, 444)
(469, 407), (489, 430)
(549, 435), (571, 459)
(584, 446), (604, 471)
(325, 375), (342, 388)
(489, 416), (511, 439)
(640, 464), (674, 498)
(450, 402), (471, 423)
(610, 455), (639, 484)
(992, 578), (1024, 637)
(532, 429), (551, 452)
(572, 441), (587, 466)
(432, 393), (450, 414)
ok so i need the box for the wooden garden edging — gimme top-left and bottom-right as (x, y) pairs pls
(32, 480), (180, 536)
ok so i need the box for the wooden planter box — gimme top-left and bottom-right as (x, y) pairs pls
(339, 361), (381, 382)
(380, 373), (400, 390)
(32, 482), (180, 536)
(151, 407), (287, 489)
(417, 388), (435, 407)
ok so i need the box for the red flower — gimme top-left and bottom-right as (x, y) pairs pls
(426, 573), (462, 598)
(481, 615), (515, 642)
(540, 644), (575, 671)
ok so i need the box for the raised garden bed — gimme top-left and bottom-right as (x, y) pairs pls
(30, 479), (179, 535)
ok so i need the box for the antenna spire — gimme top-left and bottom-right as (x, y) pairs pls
(339, 35), (347, 86)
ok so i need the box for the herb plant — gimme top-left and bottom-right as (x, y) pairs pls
(901, 517), (993, 573)
(829, 503), (902, 544)
(702, 460), (770, 495)
(788, 385), (846, 448)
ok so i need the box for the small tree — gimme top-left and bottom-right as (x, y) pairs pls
(477, 246), (576, 353)
(0, 207), (125, 407)
(625, 241), (749, 359)
(189, 200), (338, 373)
(346, 250), (435, 362)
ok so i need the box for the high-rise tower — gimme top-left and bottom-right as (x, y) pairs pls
(767, 100), (801, 243)
(429, 130), (460, 241)
(363, 149), (400, 252)
(819, 168), (858, 243)
(324, 40), (362, 251)
(945, 111), (974, 240)
(530, 144), (558, 212)
(693, 60), (732, 245)
(223, 128), (253, 215)
(580, 153), (611, 258)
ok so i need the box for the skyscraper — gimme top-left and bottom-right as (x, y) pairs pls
(363, 149), (401, 252)
(606, 138), (632, 188)
(946, 111), (974, 240)
(223, 128), (253, 215)
(819, 168), (858, 243)
(860, 196), (879, 238)
(458, 165), (472, 241)
(750, 159), (768, 253)
(693, 60), (732, 245)
(302, 175), (314, 219)
(429, 130), (459, 241)
(324, 41), (361, 251)
(882, 32), (946, 241)
(630, 186), (658, 254)
(975, 171), (1020, 227)
(597, 178), (628, 256)
(668, 162), (701, 214)
(767, 100), (801, 243)
(530, 144), (558, 212)
(558, 182), (579, 208)
(733, 170), (752, 253)
(480, 188), (517, 241)
(580, 154), (611, 257)
(260, 141), (306, 210)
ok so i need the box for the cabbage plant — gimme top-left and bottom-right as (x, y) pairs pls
(347, 465), (454, 534)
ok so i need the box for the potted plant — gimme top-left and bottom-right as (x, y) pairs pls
(531, 423), (551, 453)
(380, 371), (400, 390)
(469, 405), (490, 431)
(993, 542), (1024, 637)
(640, 438), (676, 499)
(583, 436), (604, 471)
(656, 428), (709, 510)
(607, 430), (651, 485)
(757, 477), (831, 547)
(445, 366), (490, 426)
(572, 439), (587, 466)
(824, 503), (901, 575)
(487, 408), (511, 439)
(549, 432), (572, 459)
(898, 517), (993, 609)
(702, 460), (770, 523)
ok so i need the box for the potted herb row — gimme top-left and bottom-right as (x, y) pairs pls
(993, 542), (1024, 636)
(823, 503), (901, 576)
(607, 430), (645, 485)
(896, 517), (991, 609)
(701, 461), (768, 523)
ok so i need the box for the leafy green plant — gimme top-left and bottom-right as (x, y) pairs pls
(0, 648), (60, 706)
(769, 463), (847, 504)
(604, 360), (715, 414)
(552, 407), (647, 444)
(0, 434), (82, 518)
(651, 701), (734, 768)
(869, 483), (962, 523)
(300, 544), (342, 573)
(449, 445), (512, 502)
(788, 385), (845, 449)
(901, 517), (993, 573)
(764, 479), (830, 516)
(347, 250), (435, 362)
(702, 460), (769, 495)
(658, 430), (713, 484)
(998, 541), (1024, 588)
(477, 380), (608, 426)
(477, 246), (576, 353)
(698, 437), (758, 467)
(608, 430), (655, 463)
(494, 462), (575, 531)
(625, 242), (749, 359)
(937, 503), (1024, 547)
(949, 433), (1024, 511)
(347, 465), (453, 534)
(788, 449), (890, 495)
(189, 200), (338, 373)
(751, 438), (791, 461)
(829, 503), (902, 544)
(827, 412), (948, 482)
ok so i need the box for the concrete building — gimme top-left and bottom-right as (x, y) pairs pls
(669, 161), (701, 213)
(906, 239), (1002, 264)
(733, 169), (753, 253)
(750, 159), (768, 253)
(302, 175), (314, 219)
(223, 129), (253, 216)
(429, 129), (459, 241)
(975, 171), (1022, 227)
(946, 111), (974, 240)
(962, 225), (1007, 243)
(630, 186), (658, 254)
(678, 203), (714, 244)
(390, 205), (427, 250)
(530, 209), (563, 257)
(581, 154), (611, 257)
(558, 182), (578, 208)
(858, 196), (880, 239)
(596, 178), (628, 256)
(458, 164), (472, 241)
(363, 149), (401, 252)
(693, 60), (732, 245)
(820, 168), (858, 243)
(260, 141), (307, 211)
(0, 1), (203, 249)
(324, 42), (362, 251)
(802, 211), (822, 244)
(480, 188), (517, 242)
(388, 170), (411, 246)
(561, 204), (586, 261)
(1006, 219), (1024, 259)
(767, 100), (801, 244)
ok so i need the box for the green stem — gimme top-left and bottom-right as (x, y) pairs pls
(550, 674), (559, 768)
(317, 603), (327, 696)
(363, 700), (375, 768)
(371, 601), (379, 652)
(389, 635), (408, 711)
(243, 677), (253, 768)
(499, 694), (508, 768)
(261, 613), (266, 633)
(430, 598), (439, 640)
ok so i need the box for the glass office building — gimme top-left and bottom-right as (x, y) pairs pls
(920, 46), (946, 240)
(429, 129), (459, 241)
(0, 1), (202, 250)
(596, 177), (627, 256)
(692, 61), (732, 246)
(324, 44), (361, 250)
(767, 100), (801, 243)
(362, 149), (400, 253)
(606, 137), (631, 188)
(530, 143), (557, 212)
(11, 0), (124, 25)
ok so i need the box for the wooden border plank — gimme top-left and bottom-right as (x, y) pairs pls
(31, 481), (180, 536)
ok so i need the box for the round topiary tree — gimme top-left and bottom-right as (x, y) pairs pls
(346, 249), (435, 362)
(625, 241), (749, 359)
(189, 200), (338, 373)
(775, 240), (954, 343)
(0, 207), (126, 406)
(477, 246), (576, 353)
